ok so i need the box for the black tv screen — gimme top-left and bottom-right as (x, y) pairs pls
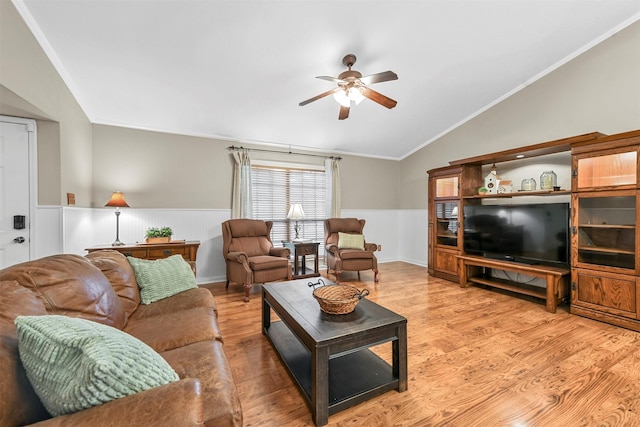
(463, 202), (570, 266)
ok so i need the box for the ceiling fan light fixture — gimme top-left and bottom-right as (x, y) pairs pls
(299, 54), (397, 119)
(333, 87), (364, 107)
(349, 87), (365, 105)
(333, 89), (350, 107)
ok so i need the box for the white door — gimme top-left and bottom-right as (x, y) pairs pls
(0, 120), (31, 268)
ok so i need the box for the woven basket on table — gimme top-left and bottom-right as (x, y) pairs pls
(312, 284), (370, 315)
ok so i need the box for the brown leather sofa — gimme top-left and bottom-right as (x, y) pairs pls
(324, 217), (379, 283)
(222, 219), (291, 302)
(0, 250), (242, 427)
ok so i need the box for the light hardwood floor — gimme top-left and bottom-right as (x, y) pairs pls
(202, 262), (640, 427)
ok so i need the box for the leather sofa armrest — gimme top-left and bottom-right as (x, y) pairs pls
(364, 242), (377, 252)
(28, 378), (204, 427)
(269, 247), (290, 258)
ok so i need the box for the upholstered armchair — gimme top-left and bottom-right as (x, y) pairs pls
(222, 219), (291, 302)
(324, 218), (379, 283)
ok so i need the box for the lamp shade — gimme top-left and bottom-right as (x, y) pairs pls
(105, 191), (130, 208)
(287, 204), (306, 220)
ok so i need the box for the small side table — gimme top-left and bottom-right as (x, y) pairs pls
(282, 241), (321, 279)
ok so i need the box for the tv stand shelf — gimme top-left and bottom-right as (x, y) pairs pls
(457, 255), (570, 313)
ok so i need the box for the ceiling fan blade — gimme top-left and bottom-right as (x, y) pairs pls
(299, 87), (341, 106)
(361, 87), (397, 109)
(359, 70), (398, 85)
(338, 105), (350, 120)
(316, 76), (346, 84)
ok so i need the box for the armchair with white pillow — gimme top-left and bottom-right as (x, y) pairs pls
(324, 218), (379, 283)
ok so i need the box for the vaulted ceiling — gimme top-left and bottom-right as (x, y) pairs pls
(14, 0), (640, 159)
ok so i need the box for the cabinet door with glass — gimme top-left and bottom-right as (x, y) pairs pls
(428, 166), (463, 281)
(573, 147), (638, 192)
(572, 190), (638, 274)
(435, 201), (459, 248)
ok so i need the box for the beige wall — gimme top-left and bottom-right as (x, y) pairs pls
(92, 124), (400, 209)
(0, 1), (92, 206)
(339, 155), (399, 209)
(92, 125), (233, 208)
(399, 20), (640, 209)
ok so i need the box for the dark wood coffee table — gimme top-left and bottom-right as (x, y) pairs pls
(262, 279), (407, 426)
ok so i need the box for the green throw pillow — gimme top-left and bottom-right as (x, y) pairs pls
(14, 315), (179, 417)
(127, 255), (197, 304)
(337, 232), (365, 250)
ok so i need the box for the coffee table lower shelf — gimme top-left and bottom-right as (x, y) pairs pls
(267, 321), (398, 416)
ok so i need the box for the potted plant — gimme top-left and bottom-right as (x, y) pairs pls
(478, 186), (488, 195)
(145, 226), (173, 244)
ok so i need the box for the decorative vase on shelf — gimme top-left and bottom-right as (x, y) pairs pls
(521, 178), (537, 191)
(540, 170), (557, 190)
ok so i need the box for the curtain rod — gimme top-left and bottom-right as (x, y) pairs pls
(227, 145), (341, 160)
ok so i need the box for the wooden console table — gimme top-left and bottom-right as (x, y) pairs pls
(86, 241), (200, 272)
(457, 255), (570, 313)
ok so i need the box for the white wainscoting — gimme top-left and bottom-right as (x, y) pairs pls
(67, 208), (232, 284)
(399, 208), (428, 267)
(33, 206), (63, 259)
(32, 207), (427, 285)
(63, 207), (95, 254)
(340, 208), (427, 267)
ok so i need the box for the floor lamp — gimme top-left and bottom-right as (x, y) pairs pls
(105, 191), (129, 246)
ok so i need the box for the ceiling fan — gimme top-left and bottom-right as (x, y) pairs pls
(299, 54), (398, 120)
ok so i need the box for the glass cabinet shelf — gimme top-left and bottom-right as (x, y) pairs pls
(436, 202), (459, 247)
(575, 195), (636, 270)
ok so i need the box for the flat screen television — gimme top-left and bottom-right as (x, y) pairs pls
(463, 202), (570, 267)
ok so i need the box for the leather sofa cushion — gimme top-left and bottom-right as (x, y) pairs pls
(0, 281), (50, 426)
(29, 378), (205, 426)
(131, 287), (218, 320)
(162, 340), (243, 427)
(86, 250), (141, 321)
(0, 254), (126, 329)
(124, 306), (222, 352)
(248, 255), (290, 271)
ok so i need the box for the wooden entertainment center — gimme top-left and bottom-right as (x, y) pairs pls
(428, 130), (640, 329)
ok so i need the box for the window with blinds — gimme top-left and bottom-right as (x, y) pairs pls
(251, 165), (326, 244)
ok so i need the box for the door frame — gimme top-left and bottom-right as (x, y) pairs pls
(1, 115), (38, 261)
